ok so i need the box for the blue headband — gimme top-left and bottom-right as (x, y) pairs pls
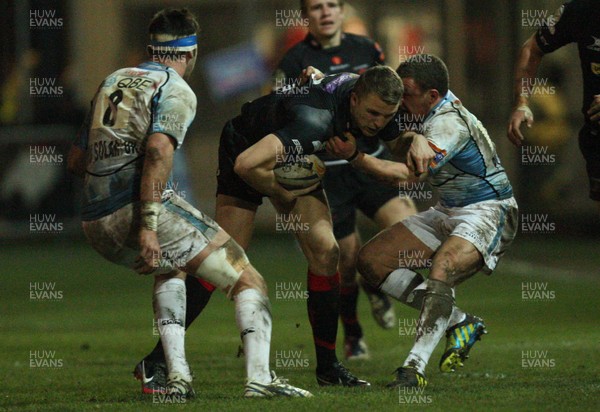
(150, 35), (197, 48)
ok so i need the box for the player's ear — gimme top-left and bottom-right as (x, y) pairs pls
(350, 91), (358, 107)
(428, 89), (440, 103)
(185, 49), (197, 63)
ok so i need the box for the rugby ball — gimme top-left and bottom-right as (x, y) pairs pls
(274, 154), (326, 190)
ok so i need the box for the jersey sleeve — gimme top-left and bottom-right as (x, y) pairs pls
(149, 79), (197, 149)
(535, 2), (578, 53)
(426, 114), (471, 173)
(273, 104), (333, 155)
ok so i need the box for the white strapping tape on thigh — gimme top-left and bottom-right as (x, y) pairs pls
(195, 247), (242, 291)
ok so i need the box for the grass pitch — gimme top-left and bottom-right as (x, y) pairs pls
(2, 234), (599, 411)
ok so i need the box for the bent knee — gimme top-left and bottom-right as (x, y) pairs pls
(306, 238), (339, 274)
(233, 265), (268, 296)
(356, 245), (382, 286)
(430, 248), (482, 286)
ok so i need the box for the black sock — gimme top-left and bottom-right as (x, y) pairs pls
(307, 270), (340, 370)
(340, 284), (362, 340)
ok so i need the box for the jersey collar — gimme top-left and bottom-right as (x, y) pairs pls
(138, 61), (176, 73)
(425, 91), (452, 122)
(305, 32), (346, 50)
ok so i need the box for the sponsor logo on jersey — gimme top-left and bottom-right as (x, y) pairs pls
(324, 73), (357, 93)
(103, 76), (117, 87)
(92, 139), (139, 162)
(587, 36), (600, 52)
(428, 142), (447, 168)
(125, 69), (150, 77)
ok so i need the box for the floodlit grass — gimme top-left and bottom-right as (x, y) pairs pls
(2, 235), (599, 411)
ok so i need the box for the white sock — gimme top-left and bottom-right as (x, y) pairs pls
(402, 280), (454, 375)
(154, 277), (191, 381)
(448, 306), (466, 327)
(382, 269), (467, 328)
(235, 288), (272, 384)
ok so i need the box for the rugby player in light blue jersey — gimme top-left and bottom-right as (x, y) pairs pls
(67, 8), (311, 399)
(327, 54), (518, 388)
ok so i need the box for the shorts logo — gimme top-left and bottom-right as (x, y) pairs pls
(292, 139), (303, 154)
(591, 62), (600, 76)
(587, 36), (600, 52)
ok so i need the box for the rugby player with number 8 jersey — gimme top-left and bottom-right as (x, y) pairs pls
(68, 8), (311, 400)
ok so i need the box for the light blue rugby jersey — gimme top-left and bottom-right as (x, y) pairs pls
(424, 91), (513, 207)
(74, 62), (197, 221)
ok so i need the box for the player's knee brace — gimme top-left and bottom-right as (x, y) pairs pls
(194, 239), (249, 293)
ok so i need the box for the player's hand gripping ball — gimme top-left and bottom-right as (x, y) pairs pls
(274, 154), (326, 190)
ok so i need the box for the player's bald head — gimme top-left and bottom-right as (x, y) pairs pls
(353, 66), (404, 106)
(396, 55), (449, 97)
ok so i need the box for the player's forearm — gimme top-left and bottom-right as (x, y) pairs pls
(139, 134), (174, 229)
(238, 165), (293, 202)
(513, 35), (544, 108)
(350, 152), (410, 185)
(234, 134), (296, 202)
(386, 132), (413, 160)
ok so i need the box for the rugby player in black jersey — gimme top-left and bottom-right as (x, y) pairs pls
(273, 0), (417, 360)
(223, 66), (410, 386)
(508, 0), (600, 208)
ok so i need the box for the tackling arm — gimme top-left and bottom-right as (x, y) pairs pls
(327, 133), (411, 186)
(386, 131), (434, 176)
(136, 132), (176, 274)
(507, 34), (545, 147)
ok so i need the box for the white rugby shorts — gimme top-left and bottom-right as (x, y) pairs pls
(82, 192), (229, 275)
(402, 197), (518, 273)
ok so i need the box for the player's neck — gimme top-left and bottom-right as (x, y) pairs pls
(315, 31), (342, 49)
(163, 61), (187, 78)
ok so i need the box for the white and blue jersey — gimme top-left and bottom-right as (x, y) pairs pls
(424, 91), (513, 207)
(75, 62), (196, 221)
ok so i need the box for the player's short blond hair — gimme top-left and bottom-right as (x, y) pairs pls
(354, 66), (403, 106)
